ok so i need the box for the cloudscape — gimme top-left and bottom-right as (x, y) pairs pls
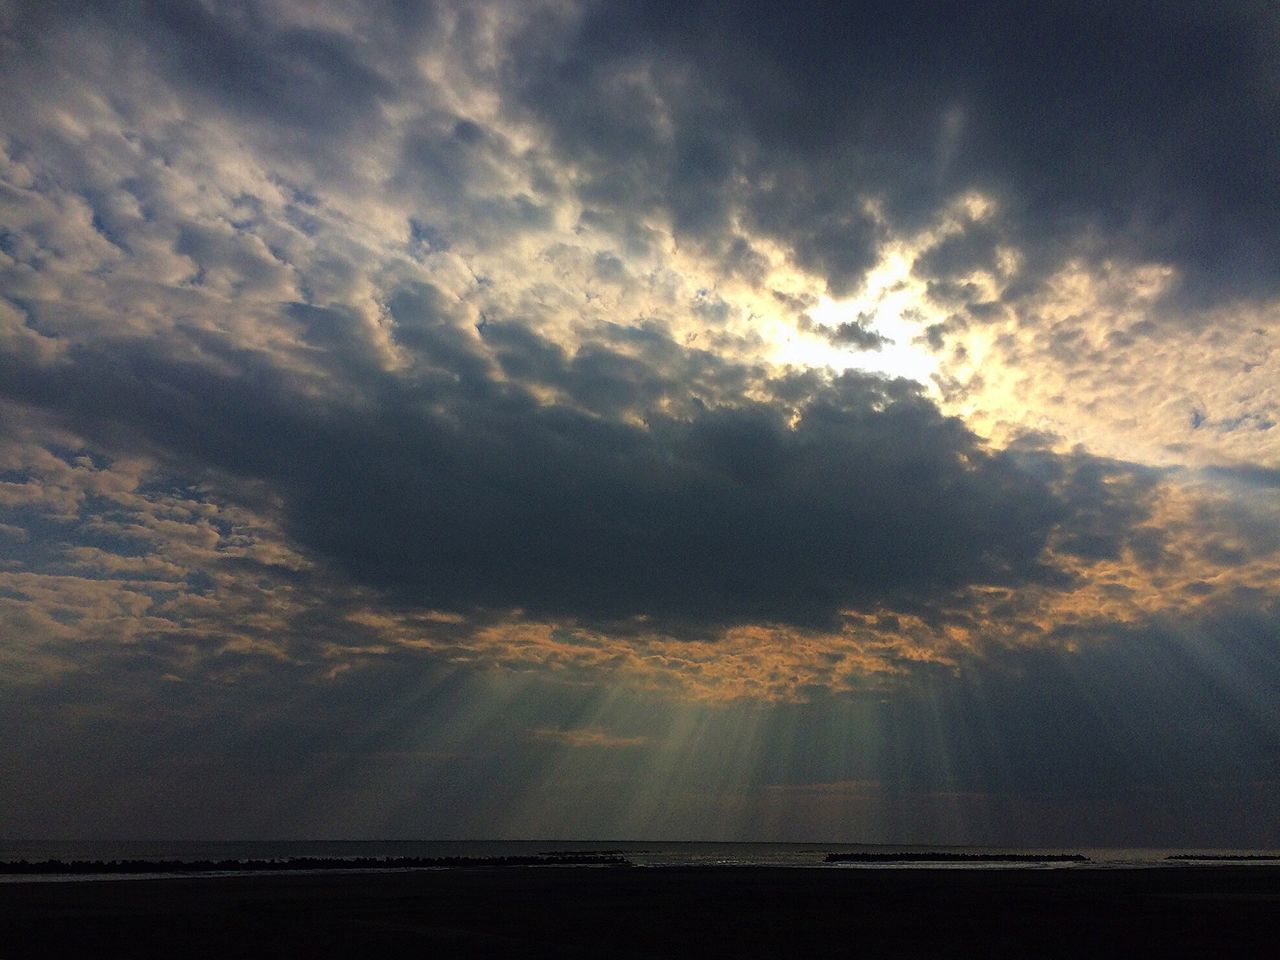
(2, 0), (1278, 846)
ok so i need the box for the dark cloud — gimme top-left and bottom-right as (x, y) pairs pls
(822, 321), (889, 351)
(912, 221), (1003, 286)
(800, 311), (892, 352)
(99, 0), (401, 137)
(1010, 448), (1166, 563)
(1207, 464), (1280, 490)
(0, 294), (1157, 633)
(16, 0), (1274, 306)
(509, 0), (1280, 306)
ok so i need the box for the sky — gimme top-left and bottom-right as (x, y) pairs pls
(1, 0), (1279, 846)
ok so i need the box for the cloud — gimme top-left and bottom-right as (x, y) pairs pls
(2, 0), (1275, 667)
(935, 259), (1280, 472)
(799, 310), (892, 351)
(510, 0), (1280, 306)
(1, 0), (1279, 845)
(532, 727), (649, 749)
(2, 309), (1169, 636)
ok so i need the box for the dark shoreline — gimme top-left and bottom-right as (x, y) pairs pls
(2, 864), (1278, 958)
(824, 851), (1090, 863)
(1167, 853), (1280, 861)
(0, 853), (632, 875)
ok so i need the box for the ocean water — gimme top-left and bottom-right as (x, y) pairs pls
(2, 840), (1279, 881)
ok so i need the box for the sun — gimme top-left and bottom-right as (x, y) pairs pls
(769, 248), (943, 387)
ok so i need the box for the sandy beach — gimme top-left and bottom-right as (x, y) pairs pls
(2, 865), (1277, 958)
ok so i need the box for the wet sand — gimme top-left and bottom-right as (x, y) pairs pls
(1, 864), (1277, 958)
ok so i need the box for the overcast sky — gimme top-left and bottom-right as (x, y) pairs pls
(2, 0), (1279, 846)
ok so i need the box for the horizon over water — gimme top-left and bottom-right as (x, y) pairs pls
(4, 839), (1279, 881)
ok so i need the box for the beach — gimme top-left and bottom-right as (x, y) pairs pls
(2, 864), (1277, 958)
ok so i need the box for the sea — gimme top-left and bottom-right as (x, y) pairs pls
(3, 840), (1279, 882)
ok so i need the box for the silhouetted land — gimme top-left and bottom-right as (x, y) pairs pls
(824, 851), (1089, 863)
(0, 854), (630, 875)
(1, 865), (1278, 958)
(1167, 854), (1280, 861)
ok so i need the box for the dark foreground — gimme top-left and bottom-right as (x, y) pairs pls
(2, 865), (1278, 959)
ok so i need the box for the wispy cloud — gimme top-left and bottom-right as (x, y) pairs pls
(532, 728), (650, 749)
